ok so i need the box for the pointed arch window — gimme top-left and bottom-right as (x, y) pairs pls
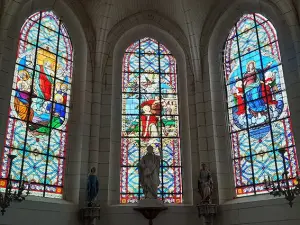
(0, 11), (73, 198)
(120, 37), (182, 203)
(224, 13), (299, 196)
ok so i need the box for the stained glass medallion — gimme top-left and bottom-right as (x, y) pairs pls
(224, 13), (299, 196)
(0, 11), (73, 198)
(120, 37), (182, 203)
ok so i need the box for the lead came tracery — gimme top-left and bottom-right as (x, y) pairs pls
(224, 13), (299, 196)
(120, 37), (182, 204)
(0, 11), (73, 198)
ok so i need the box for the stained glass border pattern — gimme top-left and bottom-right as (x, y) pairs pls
(223, 13), (299, 197)
(120, 37), (183, 204)
(0, 11), (73, 199)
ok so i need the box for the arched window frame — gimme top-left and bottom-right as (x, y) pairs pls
(0, 0), (91, 205)
(223, 13), (299, 197)
(120, 37), (182, 204)
(178, 0), (300, 205)
(107, 24), (193, 206)
(0, 10), (73, 199)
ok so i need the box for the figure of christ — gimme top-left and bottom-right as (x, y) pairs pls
(38, 58), (55, 100)
(138, 146), (161, 199)
(35, 48), (55, 101)
(140, 100), (159, 138)
(243, 61), (272, 117)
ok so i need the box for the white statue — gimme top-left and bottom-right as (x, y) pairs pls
(138, 145), (161, 199)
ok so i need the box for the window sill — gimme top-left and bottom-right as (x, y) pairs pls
(221, 194), (300, 210)
(9, 196), (77, 212)
(26, 195), (73, 204)
(109, 203), (193, 207)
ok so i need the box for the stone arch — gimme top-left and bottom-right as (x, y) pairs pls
(200, 0), (300, 204)
(103, 10), (194, 80)
(200, 0), (300, 59)
(97, 10), (197, 205)
(0, 0), (95, 207)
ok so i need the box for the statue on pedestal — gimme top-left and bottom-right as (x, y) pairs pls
(87, 167), (99, 207)
(138, 145), (161, 199)
(135, 146), (166, 225)
(198, 163), (213, 204)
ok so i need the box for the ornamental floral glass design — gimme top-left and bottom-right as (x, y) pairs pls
(0, 11), (73, 198)
(224, 13), (299, 196)
(120, 37), (182, 204)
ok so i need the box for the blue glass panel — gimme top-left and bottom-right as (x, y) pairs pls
(120, 38), (182, 203)
(140, 37), (158, 54)
(224, 13), (298, 197)
(0, 11), (73, 199)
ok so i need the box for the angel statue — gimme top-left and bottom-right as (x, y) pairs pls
(87, 167), (99, 207)
(198, 163), (213, 204)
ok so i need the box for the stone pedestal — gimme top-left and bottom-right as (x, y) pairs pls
(197, 204), (217, 225)
(134, 199), (167, 225)
(80, 207), (101, 225)
(138, 199), (165, 207)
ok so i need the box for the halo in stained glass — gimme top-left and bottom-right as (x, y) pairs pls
(120, 38), (182, 204)
(0, 11), (73, 199)
(224, 13), (299, 197)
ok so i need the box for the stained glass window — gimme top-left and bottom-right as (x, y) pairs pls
(224, 13), (299, 196)
(0, 11), (73, 198)
(120, 37), (182, 203)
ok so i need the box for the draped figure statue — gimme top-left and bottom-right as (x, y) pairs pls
(138, 146), (161, 199)
(87, 167), (99, 207)
(198, 163), (213, 204)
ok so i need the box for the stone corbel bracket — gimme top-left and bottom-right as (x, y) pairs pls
(197, 204), (218, 225)
(80, 207), (101, 225)
(134, 206), (168, 225)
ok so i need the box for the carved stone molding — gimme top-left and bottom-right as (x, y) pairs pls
(197, 204), (217, 225)
(80, 207), (101, 225)
(134, 206), (168, 225)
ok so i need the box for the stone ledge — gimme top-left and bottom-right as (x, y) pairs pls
(8, 196), (77, 213)
(80, 207), (101, 220)
(221, 194), (300, 210)
(100, 204), (197, 214)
